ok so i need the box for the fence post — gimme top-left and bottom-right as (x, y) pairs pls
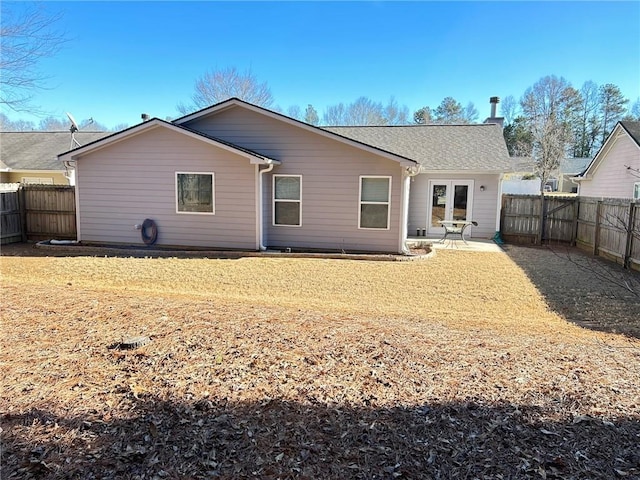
(536, 194), (544, 245)
(571, 199), (579, 246)
(624, 201), (637, 269)
(593, 200), (602, 256)
(18, 186), (27, 243)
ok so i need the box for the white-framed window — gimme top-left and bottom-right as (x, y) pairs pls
(634, 182), (640, 201)
(273, 174), (302, 226)
(359, 176), (391, 230)
(176, 172), (215, 214)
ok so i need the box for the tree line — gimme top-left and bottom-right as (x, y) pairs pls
(3, 64), (638, 170)
(175, 68), (639, 161)
(1, 2), (638, 166)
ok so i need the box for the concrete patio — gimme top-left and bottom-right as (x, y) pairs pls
(407, 237), (506, 252)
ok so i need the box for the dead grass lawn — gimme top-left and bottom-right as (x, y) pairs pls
(1, 250), (639, 479)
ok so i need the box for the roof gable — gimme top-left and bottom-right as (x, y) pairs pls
(579, 121), (640, 179)
(1, 131), (109, 171)
(173, 98), (418, 167)
(58, 118), (279, 165)
(324, 124), (511, 172)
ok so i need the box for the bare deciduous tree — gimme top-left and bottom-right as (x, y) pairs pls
(177, 67), (274, 115)
(520, 75), (578, 191)
(304, 104), (319, 125)
(0, 4), (66, 112)
(287, 105), (302, 120)
(500, 95), (519, 125)
(322, 97), (410, 126)
(0, 112), (35, 131)
(463, 102), (479, 123)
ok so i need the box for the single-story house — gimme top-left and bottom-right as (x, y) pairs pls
(0, 131), (109, 186)
(574, 121), (640, 200)
(58, 98), (510, 253)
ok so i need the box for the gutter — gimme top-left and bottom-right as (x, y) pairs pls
(63, 160), (76, 182)
(258, 162), (275, 251)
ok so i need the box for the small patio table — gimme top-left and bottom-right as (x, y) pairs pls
(438, 220), (478, 244)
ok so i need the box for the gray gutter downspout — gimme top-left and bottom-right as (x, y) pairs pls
(258, 162), (275, 251)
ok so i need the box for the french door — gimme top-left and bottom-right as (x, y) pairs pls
(427, 180), (474, 235)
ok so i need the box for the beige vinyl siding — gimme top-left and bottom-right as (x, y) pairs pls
(408, 173), (500, 238)
(185, 107), (405, 252)
(579, 133), (640, 199)
(76, 126), (257, 249)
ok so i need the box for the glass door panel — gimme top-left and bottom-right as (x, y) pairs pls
(453, 185), (469, 221)
(431, 184), (447, 227)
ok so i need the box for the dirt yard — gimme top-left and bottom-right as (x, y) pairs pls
(1, 243), (639, 479)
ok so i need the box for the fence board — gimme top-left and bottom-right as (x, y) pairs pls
(0, 191), (22, 244)
(0, 185), (76, 243)
(501, 194), (640, 271)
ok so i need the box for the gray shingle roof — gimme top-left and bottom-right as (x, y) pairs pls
(324, 124), (510, 171)
(510, 157), (590, 175)
(620, 121), (640, 147)
(1, 131), (109, 171)
(560, 157), (591, 175)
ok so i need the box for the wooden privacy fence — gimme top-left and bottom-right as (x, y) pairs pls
(501, 194), (640, 270)
(0, 185), (76, 244)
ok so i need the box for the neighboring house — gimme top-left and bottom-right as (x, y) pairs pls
(59, 98), (510, 253)
(0, 131), (108, 186)
(574, 121), (640, 200)
(557, 157), (591, 193)
(503, 156), (590, 194)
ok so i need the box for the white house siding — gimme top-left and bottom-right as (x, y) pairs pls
(76, 126), (257, 249)
(579, 133), (640, 199)
(408, 173), (501, 238)
(184, 108), (405, 253)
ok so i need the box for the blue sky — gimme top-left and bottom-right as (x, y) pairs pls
(3, 1), (639, 129)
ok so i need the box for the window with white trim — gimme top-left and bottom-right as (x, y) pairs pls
(634, 182), (640, 201)
(273, 175), (301, 226)
(359, 176), (391, 229)
(176, 172), (214, 214)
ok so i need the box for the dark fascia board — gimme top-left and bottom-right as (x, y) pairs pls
(619, 121), (640, 148)
(58, 118), (280, 165)
(172, 97), (418, 167)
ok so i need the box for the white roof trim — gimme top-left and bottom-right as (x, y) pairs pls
(173, 98), (418, 167)
(419, 169), (505, 175)
(58, 118), (280, 165)
(3, 168), (65, 173)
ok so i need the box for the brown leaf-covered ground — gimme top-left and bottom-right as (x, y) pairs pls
(1, 243), (639, 479)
